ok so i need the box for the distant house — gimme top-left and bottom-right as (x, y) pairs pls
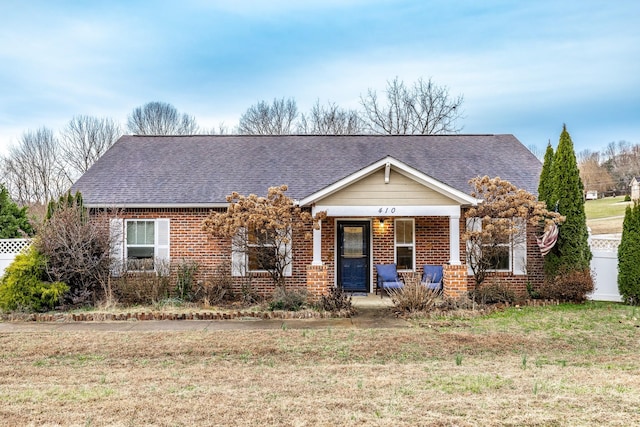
(585, 190), (598, 200)
(631, 177), (640, 201)
(71, 134), (544, 298)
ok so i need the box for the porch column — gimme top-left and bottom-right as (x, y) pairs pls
(312, 218), (323, 266)
(449, 210), (461, 265)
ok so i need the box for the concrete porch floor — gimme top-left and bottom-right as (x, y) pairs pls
(350, 293), (394, 308)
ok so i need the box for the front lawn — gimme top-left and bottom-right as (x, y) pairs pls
(585, 196), (629, 234)
(584, 196), (629, 220)
(1, 302), (638, 426)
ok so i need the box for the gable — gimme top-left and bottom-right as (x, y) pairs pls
(319, 168), (460, 206)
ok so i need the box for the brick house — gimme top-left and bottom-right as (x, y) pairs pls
(71, 134), (544, 298)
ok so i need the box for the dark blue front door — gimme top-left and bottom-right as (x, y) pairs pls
(337, 221), (370, 292)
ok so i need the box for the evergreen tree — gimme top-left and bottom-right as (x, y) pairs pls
(618, 203), (640, 304)
(46, 191), (84, 221)
(537, 141), (555, 210)
(544, 125), (592, 276)
(0, 184), (34, 238)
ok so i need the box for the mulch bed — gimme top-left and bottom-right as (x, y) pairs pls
(0, 299), (562, 323)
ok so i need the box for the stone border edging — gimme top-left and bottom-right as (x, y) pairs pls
(2, 309), (353, 323)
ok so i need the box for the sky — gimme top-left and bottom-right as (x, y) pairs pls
(1, 0), (639, 157)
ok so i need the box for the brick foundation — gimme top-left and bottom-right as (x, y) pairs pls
(306, 264), (329, 299)
(443, 264), (468, 298)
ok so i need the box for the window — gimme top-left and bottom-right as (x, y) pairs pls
(247, 228), (277, 272)
(485, 244), (511, 271)
(122, 219), (170, 272)
(231, 227), (292, 277)
(465, 217), (526, 275)
(484, 218), (511, 272)
(395, 219), (414, 271)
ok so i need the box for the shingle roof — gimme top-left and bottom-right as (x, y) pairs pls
(71, 134), (542, 206)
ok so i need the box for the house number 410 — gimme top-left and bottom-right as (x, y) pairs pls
(378, 207), (396, 214)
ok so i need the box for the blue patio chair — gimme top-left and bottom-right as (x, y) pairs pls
(421, 264), (443, 292)
(375, 263), (404, 297)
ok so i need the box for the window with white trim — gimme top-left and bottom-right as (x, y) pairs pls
(466, 217), (526, 275)
(231, 227), (292, 277)
(123, 219), (170, 272)
(395, 218), (415, 271)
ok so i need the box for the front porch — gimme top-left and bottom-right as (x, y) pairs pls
(298, 157), (478, 299)
(305, 215), (470, 299)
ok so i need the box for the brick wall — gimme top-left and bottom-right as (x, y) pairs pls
(111, 208), (312, 296)
(106, 209), (545, 298)
(462, 219), (545, 298)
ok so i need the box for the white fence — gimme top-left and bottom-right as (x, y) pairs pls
(588, 236), (622, 302)
(0, 239), (31, 278)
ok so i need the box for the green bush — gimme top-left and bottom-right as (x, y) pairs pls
(624, 194), (631, 202)
(539, 268), (594, 303)
(470, 279), (516, 304)
(175, 259), (199, 302)
(618, 203), (640, 304)
(0, 246), (68, 312)
(388, 273), (438, 313)
(268, 287), (308, 311)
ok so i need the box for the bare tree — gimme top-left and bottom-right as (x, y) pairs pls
(199, 122), (229, 135)
(2, 127), (70, 205)
(464, 176), (563, 287)
(237, 98), (298, 135)
(578, 150), (615, 194)
(360, 77), (464, 135)
(602, 140), (640, 193)
(127, 101), (199, 135)
(60, 115), (122, 180)
(298, 100), (364, 135)
(202, 185), (325, 290)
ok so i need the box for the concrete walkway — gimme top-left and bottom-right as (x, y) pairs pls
(0, 295), (409, 332)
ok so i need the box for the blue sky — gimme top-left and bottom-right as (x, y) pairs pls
(1, 0), (639, 156)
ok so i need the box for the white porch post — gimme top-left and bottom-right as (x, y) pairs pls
(449, 211), (461, 265)
(312, 212), (323, 266)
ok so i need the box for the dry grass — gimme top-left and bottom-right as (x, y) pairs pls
(1, 302), (640, 426)
(587, 216), (624, 235)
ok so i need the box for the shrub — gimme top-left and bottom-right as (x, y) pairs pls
(175, 259), (199, 302)
(196, 262), (235, 305)
(469, 279), (516, 304)
(388, 273), (438, 313)
(268, 287), (308, 311)
(112, 259), (171, 305)
(37, 203), (111, 306)
(526, 282), (541, 299)
(624, 194), (631, 202)
(437, 295), (477, 311)
(317, 286), (354, 313)
(539, 268), (594, 303)
(0, 245), (68, 312)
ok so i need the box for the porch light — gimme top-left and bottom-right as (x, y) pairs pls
(379, 217), (385, 225)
